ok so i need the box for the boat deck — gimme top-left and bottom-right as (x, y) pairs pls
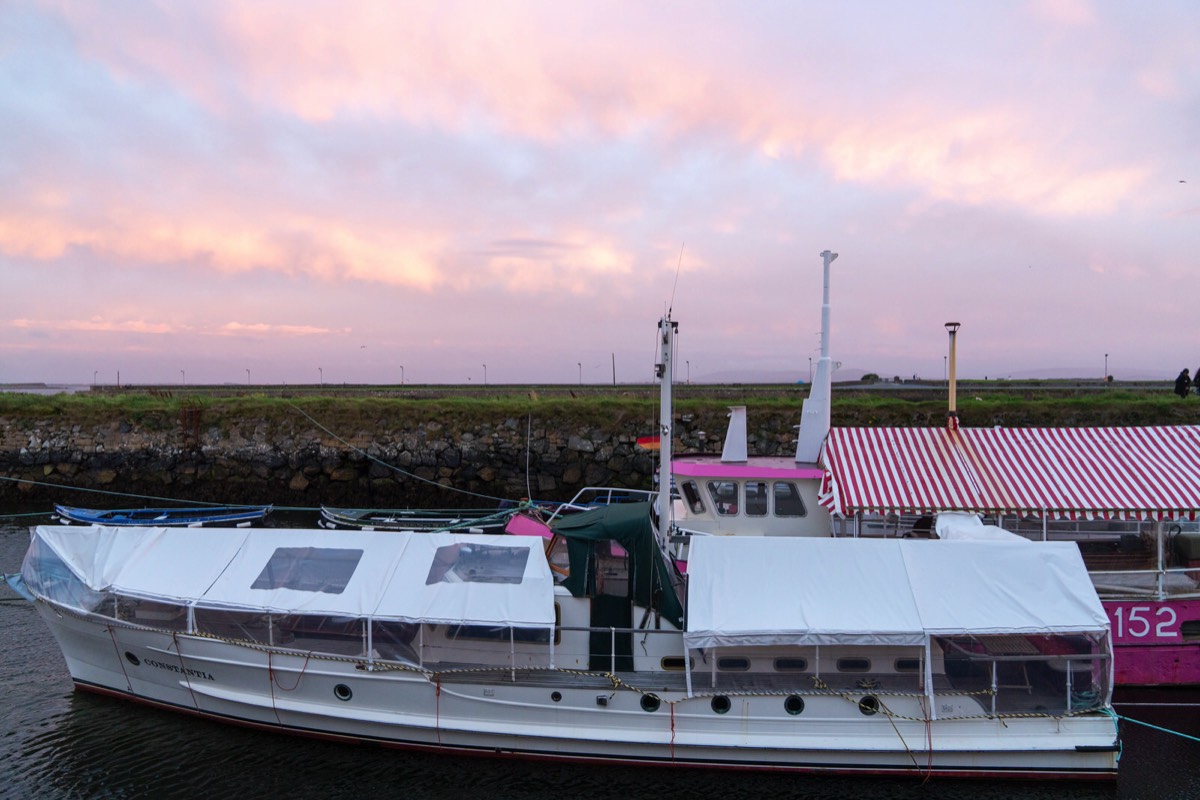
(428, 664), (1085, 715)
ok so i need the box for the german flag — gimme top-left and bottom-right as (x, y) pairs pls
(636, 435), (660, 451)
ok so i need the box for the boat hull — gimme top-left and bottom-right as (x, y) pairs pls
(1106, 598), (1200, 687)
(40, 607), (1119, 780)
(54, 504), (271, 527)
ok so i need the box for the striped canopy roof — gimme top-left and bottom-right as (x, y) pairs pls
(818, 425), (1200, 520)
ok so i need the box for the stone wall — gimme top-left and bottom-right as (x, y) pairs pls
(0, 407), (799, 508)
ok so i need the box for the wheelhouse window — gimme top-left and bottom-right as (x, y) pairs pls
(707, 480), (739, 516)
(745, 482), (768, 516)
(773, 482), (807, 517)
(681, 480), (706, 514)
(426, 543), (530, 585)
(252, 547), (363, 594)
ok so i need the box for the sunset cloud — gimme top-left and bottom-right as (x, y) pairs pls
(3, 1), (1198, 384)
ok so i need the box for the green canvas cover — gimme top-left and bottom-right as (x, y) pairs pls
(551, 502), (685, 629)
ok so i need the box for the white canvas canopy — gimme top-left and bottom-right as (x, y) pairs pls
(29, 525), (555, 629)
(683, 537), (1109, 650)
(934, 511), (1029, 543)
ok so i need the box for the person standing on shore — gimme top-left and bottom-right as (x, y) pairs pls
(1175, 368), (1192, 398)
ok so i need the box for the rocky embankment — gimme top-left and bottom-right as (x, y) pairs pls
(0, 405), (797, 508)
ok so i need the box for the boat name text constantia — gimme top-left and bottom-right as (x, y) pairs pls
(143, 658), (215, 681)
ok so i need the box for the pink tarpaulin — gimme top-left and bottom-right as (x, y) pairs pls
(819, 425), (1200, 520)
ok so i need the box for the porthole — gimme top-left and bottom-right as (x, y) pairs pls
(784, 695), (805, 716)
(551, 691), (562, 703)
(859, 695), (880, 716)
(836, 657), (871, 673)
(124, 651), (140, 667)
(717, 656), (750, 671)
(333, 683), (353, 702)
(660, 656), (694, 671)
(774, 657), (807, 672)
(711, 695), (731, 714)
(894, 658), (921, 673)
(640, 694), (661, 712)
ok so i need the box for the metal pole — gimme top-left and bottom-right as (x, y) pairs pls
(945, 323), (960, 430)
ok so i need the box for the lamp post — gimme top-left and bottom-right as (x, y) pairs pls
(180, 370), (185, 385)
(400, 365), (404, 385)
(93, 370), (98, 387)
(318, 367), (323, 386)
(945, 322), (961, 430)
(686, 360), (690, 385)
(578, 362), (582, 385)
(482, 364), (487, 386)
(1104, 353), (1109, 383)
(246, 368), (251, 385)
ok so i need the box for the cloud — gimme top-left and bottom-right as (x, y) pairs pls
(217, 321), (349, 336)
(7, 317), (346, 337)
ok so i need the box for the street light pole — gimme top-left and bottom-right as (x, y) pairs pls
(400, 365), (404, 385)
(1104, 353), (1109, 383)
(180, 370), (185, 385)
(246, 368), (251, 385)
(93, 370), (98, 387)
(482, 364), (487, 386)
(686, 360), (690, 384)
(318, 367), (323, 386)
(945, 323), (961, 430)
(577, 362), (582, 385)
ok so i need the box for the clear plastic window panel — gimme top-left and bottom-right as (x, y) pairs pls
(251, 547), (364, 594)
(426, 543), (531, 585)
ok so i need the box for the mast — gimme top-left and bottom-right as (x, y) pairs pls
(655, 315), (677, 541)
(794, 249), (837, 463)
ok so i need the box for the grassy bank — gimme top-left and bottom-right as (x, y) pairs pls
(3, 382), (1198, 431)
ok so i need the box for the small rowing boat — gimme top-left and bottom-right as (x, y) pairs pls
(54, 504), (272, 528)
(318, 506), (511, 533)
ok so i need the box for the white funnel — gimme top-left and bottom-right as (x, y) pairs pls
(795, 250), (837, 463)
(720, 406), (748, 462)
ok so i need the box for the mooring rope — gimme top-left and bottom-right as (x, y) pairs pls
(287, 401), (510, 504)
(1105, 708), (1200, 744)
(0, 474), (268, 507)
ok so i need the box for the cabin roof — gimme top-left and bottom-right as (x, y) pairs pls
(27, 525), (556, 628)
(683, 536), (1109, 649)
(820, 425), (1200, 520)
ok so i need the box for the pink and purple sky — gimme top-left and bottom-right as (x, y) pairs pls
(3, 1), (1198, 386)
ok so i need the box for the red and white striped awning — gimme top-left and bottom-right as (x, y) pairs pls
(819, 425), (1200, 520)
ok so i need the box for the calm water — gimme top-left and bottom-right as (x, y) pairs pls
(2, 516), (1199, 800)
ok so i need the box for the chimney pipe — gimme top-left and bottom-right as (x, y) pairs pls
(945, 322), (960, 430)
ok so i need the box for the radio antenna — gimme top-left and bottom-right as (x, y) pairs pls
(668, 242), (684, 317)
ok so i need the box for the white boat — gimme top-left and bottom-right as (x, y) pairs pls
(18, 503), (1117, 779)
(12, 251), (1119, 779)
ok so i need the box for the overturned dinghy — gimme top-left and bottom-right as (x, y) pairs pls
(19, 502), (1118, 780)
